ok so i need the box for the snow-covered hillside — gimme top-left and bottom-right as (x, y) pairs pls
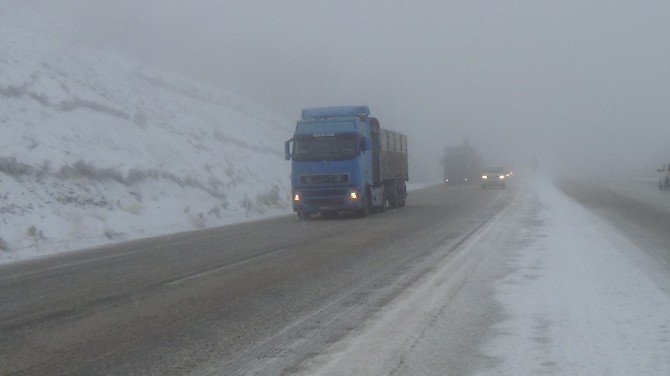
(0, 23), (294, 263)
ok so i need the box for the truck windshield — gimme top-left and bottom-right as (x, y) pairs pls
(292, 134), (359, 161)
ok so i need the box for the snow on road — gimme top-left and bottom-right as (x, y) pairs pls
(293, 180), (670, 375)
(479, 180), (670, 375)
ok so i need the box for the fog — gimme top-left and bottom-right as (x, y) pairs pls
(3, 0), (669, 182)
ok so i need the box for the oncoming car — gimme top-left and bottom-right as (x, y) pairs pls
(481, 167), (507, 189)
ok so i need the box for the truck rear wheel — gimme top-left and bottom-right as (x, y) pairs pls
(377, 193), (387, 213)
(386, 182), (399, 208)
(388, 193), (398, 208)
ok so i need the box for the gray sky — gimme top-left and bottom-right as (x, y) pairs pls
(3, 0), (670, 181)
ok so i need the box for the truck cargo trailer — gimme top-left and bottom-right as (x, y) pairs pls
(441, 140), (482, 185)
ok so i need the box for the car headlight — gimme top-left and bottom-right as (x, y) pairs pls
(481, 175), (488, 179)
(499, 175), (505, 179)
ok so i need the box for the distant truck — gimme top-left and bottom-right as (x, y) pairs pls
(441, 140), (482, 184)
(285, 106), (408, 220)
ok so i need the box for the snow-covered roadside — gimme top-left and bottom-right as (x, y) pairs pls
(477, 180), (670, 375)
(0, 22), (294, 264)
(290, 179), (670, 375)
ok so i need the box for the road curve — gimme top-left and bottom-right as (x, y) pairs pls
(0, 183), (513, 375)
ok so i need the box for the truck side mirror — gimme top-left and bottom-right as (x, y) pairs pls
(359, 138), (367, 153)
(285, 140), (292, 160)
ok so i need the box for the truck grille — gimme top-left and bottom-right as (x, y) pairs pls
(307, 198), (346, 207)
(301, 189), (347, 197)
(299, 174), (349, 185)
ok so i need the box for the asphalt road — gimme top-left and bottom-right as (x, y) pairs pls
(0, 183), (513, 375)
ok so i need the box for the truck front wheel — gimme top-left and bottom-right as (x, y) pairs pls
(356, 189), (372, 218)
(356, 206), (370, 218)
(297, 210), (311, 221)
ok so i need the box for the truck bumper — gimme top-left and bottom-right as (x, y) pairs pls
(292, 188), (363, 214)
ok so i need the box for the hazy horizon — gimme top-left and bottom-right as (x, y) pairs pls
(3, 0), (669, 182)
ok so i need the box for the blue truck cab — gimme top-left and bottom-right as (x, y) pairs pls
(285, 106), (408, 220)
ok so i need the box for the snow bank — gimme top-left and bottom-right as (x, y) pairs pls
(0, 22), (294, 263)
(478, 180), (670, 375)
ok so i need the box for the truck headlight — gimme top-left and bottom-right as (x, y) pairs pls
(349, 191), (358, 200)
(293, 193), (301, 202)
